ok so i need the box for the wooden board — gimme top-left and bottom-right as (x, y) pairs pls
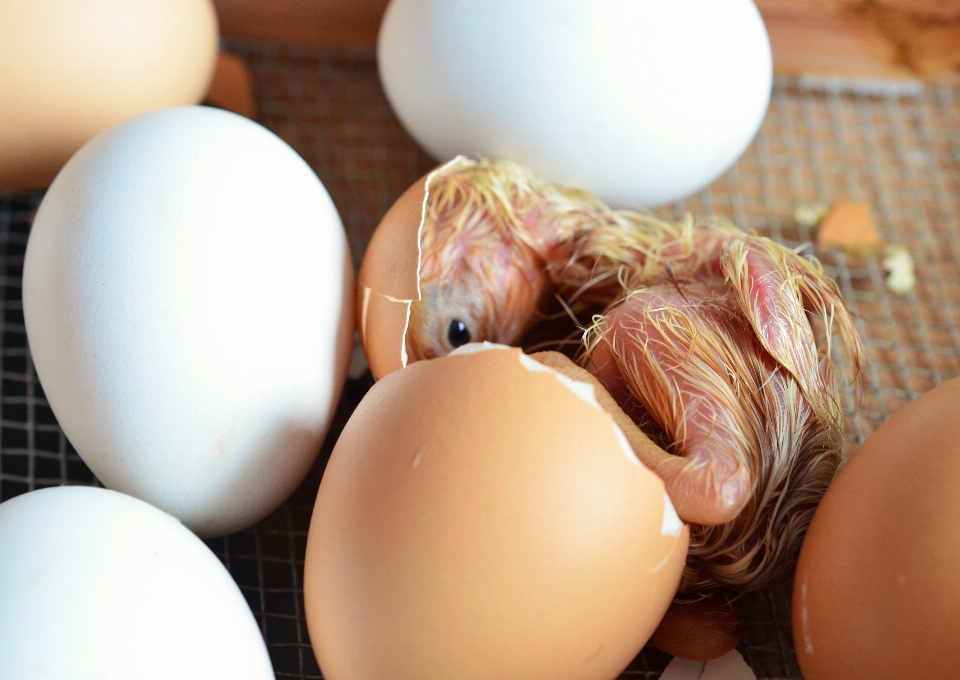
(212, 0), (960, 83)
(212, 0), (388, 48)
(758, 0), (960, 84)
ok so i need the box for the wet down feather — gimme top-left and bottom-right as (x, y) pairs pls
(404, 157), (863, 611)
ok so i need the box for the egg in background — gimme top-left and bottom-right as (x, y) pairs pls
(0, 486), (274, 680)
(22, 106), (354, 538)
(0, 0), (219, 190)
(794, 375), (960, 679)
(377, 0), (772, 207)
(304, 344), (688, 680)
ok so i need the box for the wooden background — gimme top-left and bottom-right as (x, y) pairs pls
(211, 0), (960, 84)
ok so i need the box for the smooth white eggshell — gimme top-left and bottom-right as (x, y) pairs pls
(0, 486), (274, 680)
(378, 0), (772, 207)
(22, 106), (354, 537)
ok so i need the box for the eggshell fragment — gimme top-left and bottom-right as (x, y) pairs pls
(794, 375), (960, 679)
(661, 658), (709, 680)
(357, 156), (471, 378)
(815, 200), (884, 255)
(660, 650), (756, 680)
(304, 344), (688, 680)
(882, 245), (916, 294)
(356, 172), (424, 378)
(0, 486), (274, 680)
(699, 651), (756, 680)
(357, 171), (425, 303)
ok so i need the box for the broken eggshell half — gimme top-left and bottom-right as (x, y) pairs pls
(304, 343), (688, 680)
(357, 156), (471, 379)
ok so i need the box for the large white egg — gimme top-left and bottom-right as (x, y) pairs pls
(22, 106), (354, 537)
(0, 486), (274, 680)
(378, 0), (772, 207)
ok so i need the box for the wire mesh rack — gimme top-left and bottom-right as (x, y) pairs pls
(2, 39), (960, 679)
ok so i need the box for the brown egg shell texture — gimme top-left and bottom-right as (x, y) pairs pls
(793, 375), (960, 680)
(304, 344), (689, 680)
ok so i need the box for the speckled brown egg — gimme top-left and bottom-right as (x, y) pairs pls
(304, 344), (688, 680)
(794, 375), (960, 679)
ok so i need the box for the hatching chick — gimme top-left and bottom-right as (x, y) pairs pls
(402, 156), (863, 598)
(406, 156), (655, 360)
(588, 280), (849, 598)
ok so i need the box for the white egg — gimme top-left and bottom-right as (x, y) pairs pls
(22, 106), (354, 537)
(0, 486), (274, 680)
(378, 0), (772, 207)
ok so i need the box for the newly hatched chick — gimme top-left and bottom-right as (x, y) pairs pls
(360, 157), (863, 652)
(405, 156), (618, 359)
(587, 269), (852, 597)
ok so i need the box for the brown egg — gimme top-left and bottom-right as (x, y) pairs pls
(793, 375), (960, 679)
(204, 50), (257, 119)
(304, 345), (688, 680)
(0, 0), (218, 190)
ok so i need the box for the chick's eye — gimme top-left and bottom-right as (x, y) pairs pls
(446, 319), (471, 349)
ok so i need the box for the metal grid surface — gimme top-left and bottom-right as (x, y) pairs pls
(3, 39), (960, 679)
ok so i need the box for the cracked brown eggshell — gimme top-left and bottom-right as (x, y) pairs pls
(357, 157), (473, 379)
(356, 169), (425, 379)
(794, 375), (960, 679)
(303, 344), (688, 680)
